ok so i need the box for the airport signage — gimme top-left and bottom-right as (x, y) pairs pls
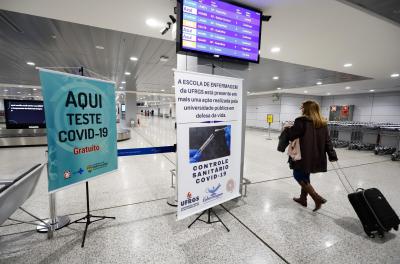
(39, 69), (117, 192)
(174, 70), (242, 220)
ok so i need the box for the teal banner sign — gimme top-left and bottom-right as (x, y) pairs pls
(39, 69), (118, 192)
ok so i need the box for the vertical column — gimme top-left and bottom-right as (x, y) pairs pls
(125, 93), (137, 127)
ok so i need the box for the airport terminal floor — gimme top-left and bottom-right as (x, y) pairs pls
(1, 116), (399, 264)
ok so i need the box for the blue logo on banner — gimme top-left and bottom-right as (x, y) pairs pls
(203, 183), (223, 203)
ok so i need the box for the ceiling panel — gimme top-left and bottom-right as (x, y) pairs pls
(343, 0), (400, 25)
(0, 9), (372, 100)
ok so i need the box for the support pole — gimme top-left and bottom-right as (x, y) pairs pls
(36, 152), (70, 236)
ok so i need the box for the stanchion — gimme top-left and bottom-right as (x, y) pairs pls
(36, 192), (70, 236)
(188, 206), (230, 232)
(266, 123), (272, 140)
(36, 151), (70, 236)
(166, 169), (177, 207)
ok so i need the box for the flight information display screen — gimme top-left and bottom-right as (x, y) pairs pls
(4, 99), (46, 129)
(179, 0), (262, 63)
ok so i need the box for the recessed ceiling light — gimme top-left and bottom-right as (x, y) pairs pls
(119, 86), (123, 89)
(33, 88), (37, 91)
(273, 76), (279, 80)
(344, 63), (352, 67)
(345, 86), (351, 90)
(28, 94), (31, 96)
(271, 47), (281, 53)
(95, 45), (105, 50)
(172, 85), (175, 88)
(18, 85), (23, 87)
(146, 18), (163, 28)
(276, 87), (282, 90)
(160, 56), (169, 62)
(304, 91), (308, 94)
(4, 89), (8, 92)
(391, 73), (399, 78)
(161, 89), (165, 92)
(125, 72), (131, 75)
(316, 81), (322, 85)
(121, 81), (126, 84)
(327, 93), (331, 95)
(51, 35), (56, 39)
(369, 89), (375, 92)
(130, 57), (138, 61)
(17, 91), (21, 94)
(26, 61), (35, 66)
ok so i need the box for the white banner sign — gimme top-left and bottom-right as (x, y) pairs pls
(175, 70), (242, 220)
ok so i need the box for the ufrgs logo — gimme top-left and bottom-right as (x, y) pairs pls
(180, 192), (199, 212)
(203, 183), (223, 203)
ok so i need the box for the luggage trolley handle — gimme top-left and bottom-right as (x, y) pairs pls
(331, 161), (356, 194)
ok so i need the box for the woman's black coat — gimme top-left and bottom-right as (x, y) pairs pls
(278, 116), (337, 174)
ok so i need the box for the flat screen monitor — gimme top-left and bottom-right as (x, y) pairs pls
(121, 104), (126, 112)
(177, 0), (262, 63)
(4, 99), (46, 129)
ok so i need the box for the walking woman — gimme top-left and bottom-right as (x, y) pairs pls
(278, 100), (337, 211)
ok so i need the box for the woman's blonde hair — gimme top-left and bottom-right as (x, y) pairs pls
(302, 100), (327, 128)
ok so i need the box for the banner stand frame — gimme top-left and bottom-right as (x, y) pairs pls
(66, 67), (115, 248)
(68, 181), (115, 247)
(187, 206), (230, 232)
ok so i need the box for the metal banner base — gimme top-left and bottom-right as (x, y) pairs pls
(166, 196), (177, 207)
(36, 216), (70, 233)
(188, 207), (230, 232)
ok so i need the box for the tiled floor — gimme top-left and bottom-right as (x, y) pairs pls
(1, 117), (399, 264)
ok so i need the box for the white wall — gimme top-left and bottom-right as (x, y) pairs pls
(321, 92), (400, 124)
(246, 93), (322, 130)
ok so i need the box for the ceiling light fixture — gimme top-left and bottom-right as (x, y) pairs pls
(369, 89), (375, 92)
(33, 88), (37, 91)
(344, 63), (352, 67)
(277, 87), (281, 90)
(271, 47), (281, 53)
(273, 76), (279, 80)
(327, 93), (331, 95)
(121, 81), (126, 84)
(4, 89), (8, 92)
(391, 73), (399, 78)
(130, 57), (138, 61)
(146, 18), (164, 28)
(316, 81), (322, 85)
(304, 91), (308, 94)
(345, 86), (351, 90)
(95, 45), (105, 50)
(160, 56), (169, 62)
(26, 61), (35, 66)
(17, 91), (21, 94)
(161, 89), (165, 92)
(125, 72), (131, 75)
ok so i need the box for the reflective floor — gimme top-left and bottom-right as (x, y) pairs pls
(1, 117), (399, 264)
